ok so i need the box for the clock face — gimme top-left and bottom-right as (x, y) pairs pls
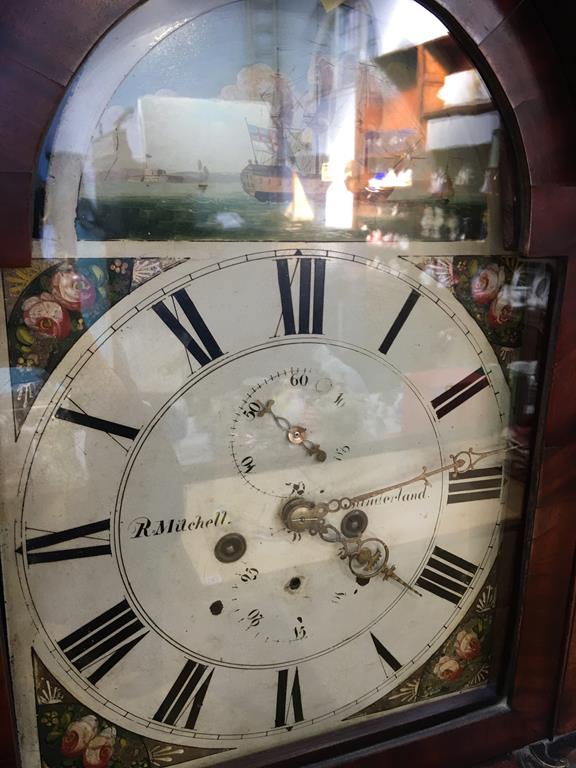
(15, 248), (508, 756)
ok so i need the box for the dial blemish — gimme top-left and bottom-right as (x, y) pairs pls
(287, 576), (302, 591)
(210, 600), (223, 615)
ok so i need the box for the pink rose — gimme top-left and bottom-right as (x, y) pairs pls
(433, 655), (462, 681)
(61, 715), (99, 758)
(487, 290), (514, 327)
(22, 293), (71, 339)
(83, 726), (116, 768)
(454, 630), (481, 660)
(52, 269), (96, 311)
(471, 264), (505, 304)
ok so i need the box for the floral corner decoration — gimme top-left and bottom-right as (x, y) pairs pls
(3, 257), (184, 437)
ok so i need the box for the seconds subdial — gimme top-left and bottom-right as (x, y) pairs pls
(230, 368), (355, 498)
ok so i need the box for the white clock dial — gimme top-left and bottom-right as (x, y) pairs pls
(17, 248), (508, 754)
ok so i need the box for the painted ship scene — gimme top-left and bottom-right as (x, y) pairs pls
(61, 0), (497, 244)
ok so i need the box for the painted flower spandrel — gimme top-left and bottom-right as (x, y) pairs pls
(471, 263), (505, 305)
(22, 293), (71, 339)
(60, 714), (99, 758)
(487, 287), (515, 328)
(433, 656), (462, 681)
(454, 630), (481, 660)
(51, 268), (96, 311)
(83, 725), (116, 768)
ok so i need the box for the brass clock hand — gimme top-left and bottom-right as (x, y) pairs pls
(319, 443), (519, 514)
(255, 399), (327, 461)
(280, 499), (420, 594)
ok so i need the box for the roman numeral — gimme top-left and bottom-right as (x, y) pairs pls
(58, 599), (148, 685)
(152, 289), (223, 367)
(55, 407), (139, 440)
(275, 668), (304, 728)
(448, 466), (503, 504)
(370, 633), (401, 673)
(431, 367), (489, 419)
(416, 546), (478, 605)
(379, 289), (420, 354)
(23, 520), (111, 564)
(276, 255), (326, 335)
(153, 660), (214, 729)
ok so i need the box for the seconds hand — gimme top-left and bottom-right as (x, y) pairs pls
(255, 399), (327, 461)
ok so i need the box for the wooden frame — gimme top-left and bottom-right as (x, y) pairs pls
(0, 1), (575, 766)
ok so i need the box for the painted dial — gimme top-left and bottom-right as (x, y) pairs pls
(17, 248), (508, 754)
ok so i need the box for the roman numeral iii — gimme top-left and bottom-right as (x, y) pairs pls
(153, 289), (223, 367)
(22, 519), (111, 564)
(448, 466), (503, 504)
(276, 255), (326, 335)
(275, 668), (304, 727)
(58, 599), (148, 684)
(431, 367), (489, 419)
(416, 546), (478, 604)
(153, 660), (214, 729)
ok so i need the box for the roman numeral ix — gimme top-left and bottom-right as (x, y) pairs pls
(416, 546), (478, 605)
(153, 289), (223, 368)
(153, 660), (214, 730)
(275, 668), (304, 728)
(276, 254), (326, 335)
(448, 466), (503, 504)
(22, 519), (111, 564)
(431, 367), (489, 419)
(58, 599), (148, 685)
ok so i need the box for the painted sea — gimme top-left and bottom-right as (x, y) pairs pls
(76, 174), (364, 242)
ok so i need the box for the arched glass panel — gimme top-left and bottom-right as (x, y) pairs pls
(40, 0), (505, 251)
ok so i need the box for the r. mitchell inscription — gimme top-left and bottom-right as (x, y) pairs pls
(128, 511), (231, 538)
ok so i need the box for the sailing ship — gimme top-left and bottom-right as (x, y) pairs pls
(240, 121), (328, 203)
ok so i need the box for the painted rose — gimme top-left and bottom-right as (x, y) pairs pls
(51, 269), (96, 310)
(22, 293), (71, 339)
(61, 715), (99, 758)
(471, 263), (505, 304)
(83, 726), (116, 768)
(487, 289), (514, 327)
(433, 655), (462, 681)
(454, 629), (481, 660)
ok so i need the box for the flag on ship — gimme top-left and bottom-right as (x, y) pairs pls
(247, 123), (278, 149)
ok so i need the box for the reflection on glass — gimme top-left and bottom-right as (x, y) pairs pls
(40, 0), (503, 245)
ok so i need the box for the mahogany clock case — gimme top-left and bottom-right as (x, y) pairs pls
(0, 2), (575, 768)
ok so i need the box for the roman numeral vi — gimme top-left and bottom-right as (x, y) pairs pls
(153, 660), (214, 729)
(275, 668), (304, 728)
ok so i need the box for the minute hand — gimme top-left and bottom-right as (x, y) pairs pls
(324, 444), (516, 513)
